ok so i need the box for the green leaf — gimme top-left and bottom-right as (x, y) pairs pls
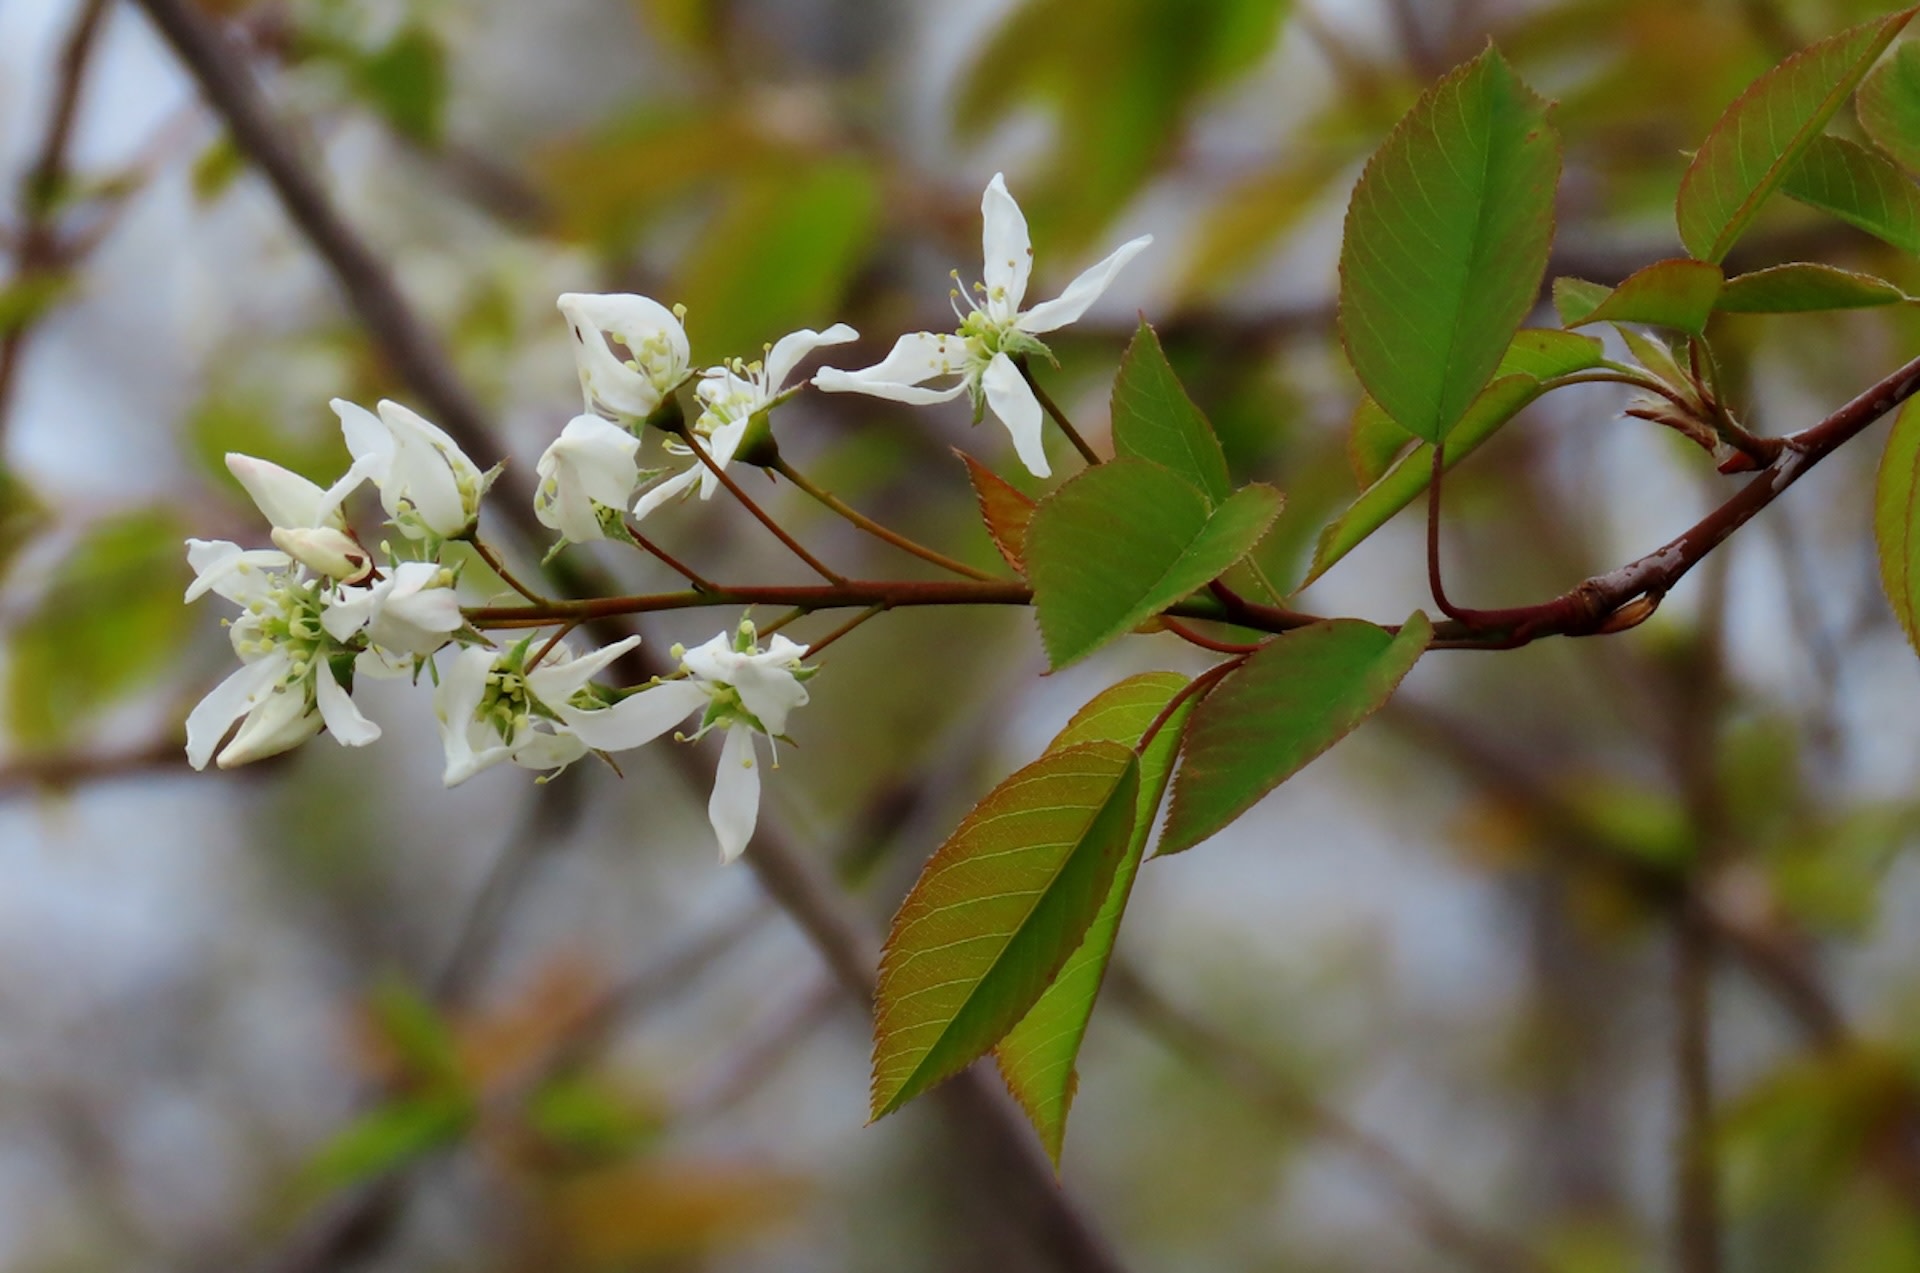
(1782, 133), (1920, 256)
(1338, 47), (1559, 443)
(1347, 395), (1413, 488)
(1111, 321), (1231, 505)
(1859, 40), (1920, 175)
(1497, 328), (1607, 380)
(1676, 8), (1915, 263)
(1557, 259), (1725, 336)
(996, 673), (1193, 1165)
(958, 450), (1037, 573)
(8, 508), (193, 746)
(677, 160), (881, 359)
(301, 1095), (469, 1194)
(1552, 277), (1611, 327)
(1874, 395), (1920, 661)
(1159, 615), (1434, 855)
(1028, 460), (1283, 668)
(1302, 376), (1542, 588)
(1718, 262), (1909, 312)
(871, 742), (1141, 1119)
(352, 25), (448, 146)
(368, 977), (465, 1088)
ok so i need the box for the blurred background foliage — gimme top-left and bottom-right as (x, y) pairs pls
(6, 0), (1920, 1269)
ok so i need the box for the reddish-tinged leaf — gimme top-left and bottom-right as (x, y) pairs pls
(1159, 615), (1434, 855)
(958, 450), (1037, 572)
(1718, 262), (1909, 312)
(871, 742), (1140, 1119)
(1558, 259), (1725, 336)
(1860, 40), (1920, 175)
(1676, 8), (1915, 263)
(996, 673), (1193, 1165)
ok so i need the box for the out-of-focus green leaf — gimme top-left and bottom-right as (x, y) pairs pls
(1302, 375), (1542, 588)
(1874, 396), (1920, 661)
(1718, 262), (1909, 311)
(351, 25), (449, 145)
(538, 106), (765, 248)
(1160, 614), (1433, 855)
(301, 1094), (469, 1194)
(0, 466), (47, 583)
(0, 273), (72, 336)
(190, 134), (245, 203)
(8, 508), (193, 746)
(676, 160), (880, 359)
(1028, 460), (1282, 668)
(1720, 1047), (1910, 1210)
(1184, 142), (1359, 295)
(1111, 321), (1231, 505)
(634, 0), (722, 54)
(186, 391), (349, 492)
(1782, 133), (1920, 255)
(1339, 48), (1560, 443)
(955, 0), (1290, 245)
(997, 672), (1192, 1166)
(527, 1074), (661, 1159)
(1859, 40), (1920, 174)
(871, 742), (1140, 1118)
(1557, 259), (1725, 335)
(368, 977), (465, 1089)
(1676, 8), (1914, 262)
(958, 451), (1035, 574)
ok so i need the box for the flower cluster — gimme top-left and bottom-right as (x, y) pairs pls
(185, 174), (1145, 860)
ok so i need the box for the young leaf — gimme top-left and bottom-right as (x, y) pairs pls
(1557, 259), (1725, 336)
(1718, 262), (1909, 312)
(1552, 277), (1611, 327)
(1338, 47), (1560, 444)
(301, 1095), (470, 1194)
(1782, 133), (1920, 256)
(996, 672), (1193, 1166)
(1111, 321), (1232, 506)
(1874, 396), (1920, 660)
(1676, 8), (1915, 263)
(1348, 396), (1414, 488)
(1159, 615), (1434, 855)
(1028, 459), (1283, 668)
(1859, 40), (1920, 175)
(871, 741), (1141, 1119)
(1498, 328), (1607, 380)
(958, 450), (1037, 572)
(1302, 376), (1542, 588)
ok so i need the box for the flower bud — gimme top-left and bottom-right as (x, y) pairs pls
(271, 526), (373, 582)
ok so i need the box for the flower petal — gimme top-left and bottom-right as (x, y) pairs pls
(556, 678), (708, 752)
(810, 331), (970, 403)
(980, 173), (1033, 320)
(631, 465), (701, 523)
(980, 352), (1051, 478)
(226, 454), (329, 530)
(185, 658), (282, 770)
(217, 681), (322, 768)
(764, 323), (860, 392)
(708, 725), (761, 863)
(314, 659), (381, 747)
(525, 634), (643, 704)
(1016, 234), (1153, 335)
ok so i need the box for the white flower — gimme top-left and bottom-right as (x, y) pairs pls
(812, 172), (1151, 478)
(323, 561), (464, 657)
(183, 539), (381, 769)
(632, 324), (857, 522)
(535, 413), (642, 544)
(558, 292), (691, 423)
(556, 619), (812, 861)
(434, 635), (642, 786)
(226, 452), (377, 580)
(332, 398), (487, 540)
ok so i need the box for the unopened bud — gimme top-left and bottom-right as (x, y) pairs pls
(272, 526), (372, 582)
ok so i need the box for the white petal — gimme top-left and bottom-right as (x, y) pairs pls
(332, 398), (395, 481)
(525, 634), (643, 704)
(557, 293), (688, 419)
(217, 681), (322, 768)
(631, 465), (702, 522)
(1016, 234), (1153, 335)
(314, 659), (381, 747)
(556, 678), (708, 751)
(272, 527), (369, 581)
(980, 173), (1033, 320)
(810, 331), (970, 399)
(559, 415), (642, 506)
(764, 323), (860, 391)
(226, 454), (329, 529)
(184, 540), (292, 605)
(435, 646), (499, 785)
(981, 353), (1051, 478)
(509, 727), (590, 773)
(185, 659), (282, 770)
(377, 401), (471, 535)
(708, 726), (761, 863)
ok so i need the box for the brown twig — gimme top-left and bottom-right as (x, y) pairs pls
(680, 432), (843, 583)
(1017, 359), (1102, 466)
(621, 523), (717, 592)
(769, 455), (997, 581)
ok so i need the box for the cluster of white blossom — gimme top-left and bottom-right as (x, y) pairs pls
(183, 174), (1147, 861)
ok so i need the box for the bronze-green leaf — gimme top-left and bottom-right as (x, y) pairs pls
(1782, 133), (1920, 256)
(871, 741), (1141, 1119)
(1874, 396), (1920, 660)
(1860, 39), (1920, 175)
(996, 672), (1193, 1166)
(1718, 262), (1909, 312)
(1676, 8), (1915, 263)
(958, 450), (1037, 573)
(1558, 258), (1725, 336)
(1158, 615), (1434, 855)
(1111, 321), (1231, 506)
(1338, 47), (1560, 443)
